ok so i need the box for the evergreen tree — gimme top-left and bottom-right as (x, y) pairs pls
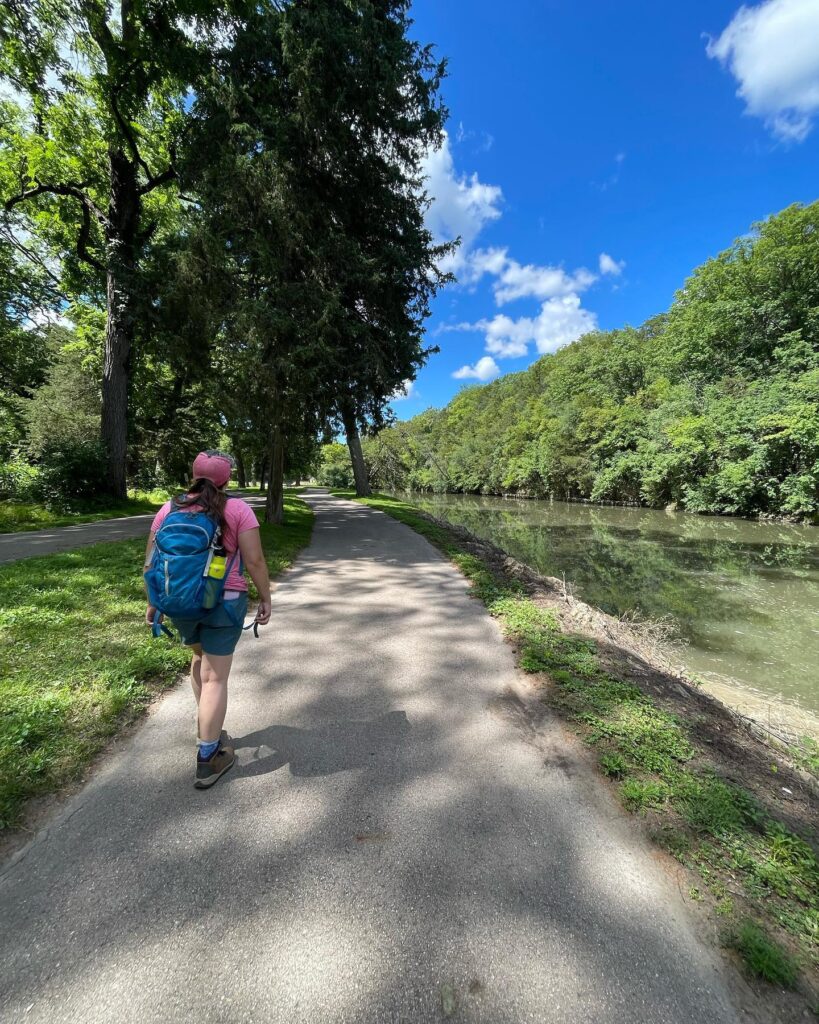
(185, 0), (450, 516)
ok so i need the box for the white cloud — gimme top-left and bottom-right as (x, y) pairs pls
(19, 306), (71, 332)
(448, 294), (598, 363)
(425, 136), (606, 379)
(452, 356), (500, 381)
(421, 133), (503, 273)
(592, 152), (626, 192)
(481, 315), (534, 358)
(599, 252), (625, 276)
(707, 0), (819, 142)
(531, 295), (598, 354)
(494, 259), (596, 304)
(459, 248), (597, 305)
(390, 379), (418, 402)
(458, 246), (509, 286)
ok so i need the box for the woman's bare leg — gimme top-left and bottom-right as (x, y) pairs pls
(190, 644), (203, 705)
(197, 652), (234, 743)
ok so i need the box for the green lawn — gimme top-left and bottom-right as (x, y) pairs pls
(337, 491), (818, 996)
(0, 483), (303, 533)
(0, 490), (173, 533)
(0, 494), (313, 830)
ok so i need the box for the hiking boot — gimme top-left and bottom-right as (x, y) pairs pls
(194, 744), (236, 789)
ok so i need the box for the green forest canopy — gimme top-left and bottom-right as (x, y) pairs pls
(353, 202), (819, 521)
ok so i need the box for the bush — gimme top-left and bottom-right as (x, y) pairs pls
(317, 443), (355, 488)
(0, 459), (40, 501)
(34, 439), (110, 510)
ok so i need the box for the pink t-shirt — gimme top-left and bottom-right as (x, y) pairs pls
(150, 496), (259, 592)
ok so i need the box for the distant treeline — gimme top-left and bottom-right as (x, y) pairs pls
(353, 202), (819, 521)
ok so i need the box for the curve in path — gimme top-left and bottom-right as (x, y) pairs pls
(0, 491), (742, 1024)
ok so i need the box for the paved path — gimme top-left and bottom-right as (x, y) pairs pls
(0, 491), (742, 1024)
(0, 495), (268, 564)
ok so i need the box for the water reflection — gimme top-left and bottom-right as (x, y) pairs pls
(399, 493), (819, 715)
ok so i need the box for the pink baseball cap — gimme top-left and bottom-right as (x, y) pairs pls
(192, 450), (234, 488)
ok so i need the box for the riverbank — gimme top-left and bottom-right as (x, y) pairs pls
(700, 678), (819, 748)
(403, 487), (819, 525)
(0, 494), (313, 833)
(392, 490), (819, 725)
(415, 485), (818, 520)
(337, 491), (819, 1012)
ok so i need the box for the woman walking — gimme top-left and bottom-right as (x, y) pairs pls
(144, 451), (271, 788)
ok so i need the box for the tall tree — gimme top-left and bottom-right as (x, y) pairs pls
(179, 1), (452, 515)
(0, 1), (237, 495)
(278, 0), (452, 496)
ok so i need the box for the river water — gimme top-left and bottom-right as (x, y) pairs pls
(398, 492), (819, 726)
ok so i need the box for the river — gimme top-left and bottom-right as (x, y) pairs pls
(397, 492), (819, 732)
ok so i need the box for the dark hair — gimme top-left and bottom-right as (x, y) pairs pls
(174, 478), (228, 536)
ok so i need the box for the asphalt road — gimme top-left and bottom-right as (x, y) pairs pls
(0, 491), (743, 1024)
(0, 494), (268, 564)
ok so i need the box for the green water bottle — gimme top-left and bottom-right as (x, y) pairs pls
(202, 544), (228, 609)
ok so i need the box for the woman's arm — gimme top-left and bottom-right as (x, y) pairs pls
(144, 531), (156, 573)
(143, 531), (159, 625)
(238, 527), (272, 624)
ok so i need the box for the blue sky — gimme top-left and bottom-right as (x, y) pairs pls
(391, 0), (819, 414)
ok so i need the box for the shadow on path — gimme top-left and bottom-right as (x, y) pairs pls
(232, 710), (411, 778)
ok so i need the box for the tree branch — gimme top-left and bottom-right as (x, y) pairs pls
(139, 164), (176, 196)
(0, 224), (69, 299)
(77, 203), (105, 273)
(4, 179), (106, 274)
(110, 81), (154, 181)
(106, 63), (181, 201)
(81, 1), (116, 63)
(5, 179), (110, 228)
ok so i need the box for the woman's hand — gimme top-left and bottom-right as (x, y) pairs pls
(145, 605), (163, 626)
(254, 598), (272, 625)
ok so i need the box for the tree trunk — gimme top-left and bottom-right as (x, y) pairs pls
(234, 446), (247, 488)
(341, 404), (371, 496)
(101, 147), (139, 499)
(265, 423), (285, 524)
(101, 295), (130, 498)
(258, 455), (268, 492)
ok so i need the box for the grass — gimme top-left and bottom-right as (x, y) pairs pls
(790, 737), (819, 777)
(0, 484), (311, 534)
(726, 921), (799, 987)
(0, 493), (313, 831)
(336, 490), (819, 992)
(0, 489), (173, 533)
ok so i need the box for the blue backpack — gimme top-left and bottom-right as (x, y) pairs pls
(144, 503), (237, 637)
